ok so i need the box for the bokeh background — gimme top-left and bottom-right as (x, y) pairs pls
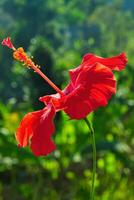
(0, 0), (134, 199)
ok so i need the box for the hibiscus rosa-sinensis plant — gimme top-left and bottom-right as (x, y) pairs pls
(2, 37), (127, 200)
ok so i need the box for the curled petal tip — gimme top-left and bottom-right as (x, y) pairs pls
(82, 52), (127, 71)
(120, 52), (128, 65)
(1, 37), (15, 49)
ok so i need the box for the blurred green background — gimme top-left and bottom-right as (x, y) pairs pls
(0, 0), (134, 199)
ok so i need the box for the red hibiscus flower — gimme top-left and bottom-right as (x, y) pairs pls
(2, 37), (127, 156)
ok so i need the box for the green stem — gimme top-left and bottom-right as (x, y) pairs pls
(84, 117), (96, 200)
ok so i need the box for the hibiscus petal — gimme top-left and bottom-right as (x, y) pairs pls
(39, 93), (66, 111)
(63, 86), (93, 119)
(81, 52), (127, 71)
(68, 66), (82, 86)
(63, 63), (116, 119)
(30, 104), (56, 156)
(16, 104), (56, 156)
(16, 110), (43, 147)
(68, 52), (127, 88)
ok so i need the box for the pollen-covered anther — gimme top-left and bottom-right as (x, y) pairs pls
(13, 47), (35, 68)
(36, 65), (41, 69)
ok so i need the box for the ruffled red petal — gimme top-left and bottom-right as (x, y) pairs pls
(63, 63), (116, 119)
(16, 104), (56, 156)
(39, 93), (66, 111)
(81, 52), (127, 71)
(68, 66), (81, 86)
(66, 52), (127, 90)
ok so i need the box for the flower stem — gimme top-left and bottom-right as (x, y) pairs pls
(84, 117), (96, 200)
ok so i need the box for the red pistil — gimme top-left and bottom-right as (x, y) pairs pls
(2, 37), (15, 50)
(2, 37), (63, 95)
